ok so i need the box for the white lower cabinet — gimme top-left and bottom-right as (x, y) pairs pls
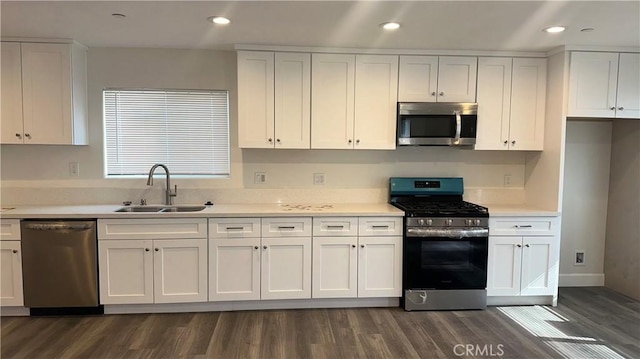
(261, 237), (312, 300)
(487, 217), (560, 298)
(209, 237), (261, 301)
(97, 219), (208, 305)
(0, 241), (24, 307)
(311, 217), (402, 299)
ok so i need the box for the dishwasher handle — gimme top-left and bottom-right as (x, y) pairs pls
(23, 222), (94, 231)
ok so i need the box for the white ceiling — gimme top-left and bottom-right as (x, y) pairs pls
(1, 1), (639, 52)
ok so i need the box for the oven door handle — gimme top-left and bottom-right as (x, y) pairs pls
(406, 227), (489, 239)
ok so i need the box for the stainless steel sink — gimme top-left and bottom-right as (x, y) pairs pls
(115, 205), (206, 213)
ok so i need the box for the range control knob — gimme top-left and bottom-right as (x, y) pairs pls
(418, 219), (425, 226)
(445, 219), (453, 226)
(474, 219), (482, 226)
(426, 219), (433, 226)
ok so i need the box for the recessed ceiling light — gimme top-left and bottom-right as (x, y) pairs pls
(543, 26), (566, 33)
(208, 16), (230, 25)
(581, 28), (595, 33)
(380, 22), (400, 30)
(111, 13), (126, 19)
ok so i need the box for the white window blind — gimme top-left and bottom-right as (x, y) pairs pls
(104, 89), (229, 177)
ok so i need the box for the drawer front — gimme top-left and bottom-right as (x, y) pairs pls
(489, 217), (559, 236)
(0, 220), (21, 240)
(98, 218), (207, 240)
(358, 217), (403, 236)
(262, 217), (312, 237)
(313, 217), (358, 236)
(209, 218), (261, 238)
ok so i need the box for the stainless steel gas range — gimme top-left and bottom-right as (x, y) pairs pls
(389, 177), (489, 311)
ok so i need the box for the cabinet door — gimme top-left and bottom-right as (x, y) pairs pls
(437, 56), (478, 102)
(274, 52), (311, 148)
(261, 237), (311, 300)
(520, 236), (558, 296)
(353, 55), (398, 150)
(21, 43), (73, 144)
(237, 51), (275, 148)
(616, 53), (640, 119)
(357, 236), (402, 297)
(568, 52), (619, 118)
(509, 58), (546, 150)
(1, 42), (24, 144)
(209, 238), (260, 301)
(397, 55), (438, 102)
(153, 239), (207, 303)
(0, 241), (24, 306)
(98, 240), (153, 304)
(311, 53), (355, 149)
(475, 57), (512, 150)
(487, 236), (522, 296)
(312, 237), (358, 298)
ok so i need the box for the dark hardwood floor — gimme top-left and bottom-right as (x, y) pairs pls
(2, 287), (638, 358)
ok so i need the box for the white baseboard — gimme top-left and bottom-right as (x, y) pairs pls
(559, 273), (605, 287)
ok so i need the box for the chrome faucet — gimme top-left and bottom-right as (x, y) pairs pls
(146, 164), (177, 205)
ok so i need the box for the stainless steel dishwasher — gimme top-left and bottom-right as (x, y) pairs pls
(21, 220), (100, 311)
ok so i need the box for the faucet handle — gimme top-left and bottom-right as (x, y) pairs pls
(172, 185), (178, 197)
(140, 198), (147, 206)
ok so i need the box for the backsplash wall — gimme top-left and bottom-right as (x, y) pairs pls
(1, 47), (526, 205)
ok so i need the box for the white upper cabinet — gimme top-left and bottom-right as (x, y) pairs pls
(311, 53), (356, 149)
(568, 51), (639, 119)
(312, 53), (398, 150)
(353, 55), (398, 150)
(616, 53), (640, 119)
(1, 42), (88, 145)
(238, 51), (311, 148)
(398, 55), (477, 103)
(1, 42), (24, 144)
(476, 57), (546, 151)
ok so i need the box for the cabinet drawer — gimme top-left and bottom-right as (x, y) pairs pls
(262, 217), (311, 237)
(209, 218), (261, 238)
(489, 217), (559, 236)
(313, 217), (358, 236)
(0, 220), (21, 240)
(98, 218), (207, 240)
(358, 217), (403, 236)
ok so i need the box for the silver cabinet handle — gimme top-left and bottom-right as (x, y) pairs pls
(225, 227), (244, 231)
(15, 133), (22, 139)
(372, 225), (389, 229)
(431, 91), (436, 96)
(610, 106), (616, 110)
(516, 244), (522, 248)
(277, 226), (295, 230)
(327, 225), (344, 229)
(514, 225), (533, 228)
(618, 107), (624, 111)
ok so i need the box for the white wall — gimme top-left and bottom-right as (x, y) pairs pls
(1, 47), (528, 206)
(559, 120), (612, 286)
(604, 119), (640, 300)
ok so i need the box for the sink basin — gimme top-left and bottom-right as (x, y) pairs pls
(115, 205), (206, 213)
(160, 206), (206, 212)
(115, 206), (165, 212)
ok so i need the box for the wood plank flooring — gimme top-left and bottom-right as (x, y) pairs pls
(2, 287), (638, 358)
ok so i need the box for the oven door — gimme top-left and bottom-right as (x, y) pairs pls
(404, 228), (488, 290)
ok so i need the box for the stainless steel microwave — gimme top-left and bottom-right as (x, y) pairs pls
(397, 102), (478, 146)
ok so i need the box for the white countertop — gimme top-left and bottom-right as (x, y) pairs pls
(0, 203), (405, 219)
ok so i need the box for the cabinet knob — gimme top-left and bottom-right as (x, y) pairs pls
(439, 92), (444, 96)
(15, 133), (22, 139)
(12, 250), (18, 254)
(356, 139), (360, 145)
(155, 248), (159, 252)
(25, 133), (31, 139)
(503, 140), (508, 144)
(263, 245), (267, 250)
(268, 138), (273, 143)
(348, 139), (352, 144)
(145, 248), (150, 252)
(610, 106), (616, 110)
(352, 244), (356, 248)
(431, 92), (436, 96)
(276, 139), (281, 143)
(618, 107), (624, 111)
(254, 246), (259, 250)
(516, 244), (522, 248)
(525, 244), (530, 248)
(360, 244), (365, 248)
(511, 140), (516, 145)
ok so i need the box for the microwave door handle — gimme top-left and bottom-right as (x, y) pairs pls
(454, 111), (462, 145)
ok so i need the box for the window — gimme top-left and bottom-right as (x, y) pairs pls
(104, 89), (229, 177)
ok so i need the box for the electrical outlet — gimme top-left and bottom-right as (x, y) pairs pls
(504, 174), (513, 187)
(313, 173), (325, 185)
(574, 251), (585, 266)
(254, 172), (266, 184)
(69, 162), (80, 176)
